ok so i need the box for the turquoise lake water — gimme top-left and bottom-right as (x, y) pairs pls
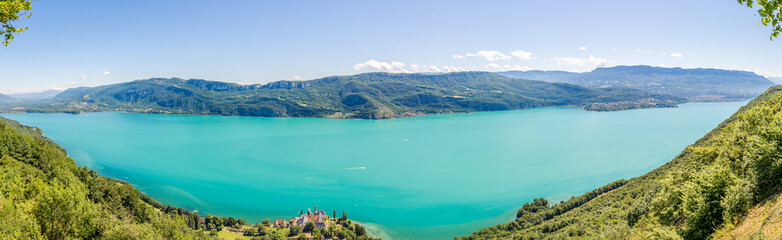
(2, 102), (746, 240)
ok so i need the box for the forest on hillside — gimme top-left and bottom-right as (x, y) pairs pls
(3, 72), (683, 119)
(0, 117), (375, 240)
(457, 85), (782, 239)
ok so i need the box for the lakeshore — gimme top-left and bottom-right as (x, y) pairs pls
(1, 101), (746, 239)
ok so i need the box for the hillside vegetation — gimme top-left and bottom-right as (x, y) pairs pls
(0, 116), (214, 239)
(713, 190), (782, 239)
(500, 65), (775, 101)
(0, 116), (376, 240)
(11, 72), (682, 119)
(456, 85), (782, 240)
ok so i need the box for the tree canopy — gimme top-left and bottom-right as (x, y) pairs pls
(0, 0), (32, 46)
(457, 86), (782, 239)
(739, 0), (782, 39)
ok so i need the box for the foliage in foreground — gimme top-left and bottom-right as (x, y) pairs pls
(0, 117), (213, 239)
(0, 0), (32, 46)
(0, 116), (380, 239)
(456, 85), (782, 240)
(738, 0), (782, 39)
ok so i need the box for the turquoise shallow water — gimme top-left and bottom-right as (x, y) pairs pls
(3, 102), (745, 240)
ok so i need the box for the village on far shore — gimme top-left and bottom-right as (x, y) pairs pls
(194, 206), (377, 240)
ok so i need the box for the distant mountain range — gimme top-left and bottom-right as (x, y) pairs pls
(0, 94), (12, 102)
(4, 65), (772, 119)
(499, 65), (775, 101)
(21, 72), (681, 119)
(7, 90), (62, 100)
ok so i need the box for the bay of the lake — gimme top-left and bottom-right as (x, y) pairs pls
(2, 101), (746, 240)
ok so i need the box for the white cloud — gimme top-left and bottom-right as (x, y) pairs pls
(291, 76), (302, 80)
(464, 50), (512, 61)
(510, 50), (533, 61)
(754, 70), (782, 78)
(636, 48), (683, 58)
(353, 60), (465, 73)
(484, 63), (532, 71)
(441, 65), (465, 72)
(508, 65), (532, 71)
(552, 56), (613, 72)
(103, 71), (111, 76)
(484, 63), (501, 69)
(456, 50), (533, 61)
(69, 75), (88, 86)
(352, 60), (410, 73)
(578, 46), (587, 51)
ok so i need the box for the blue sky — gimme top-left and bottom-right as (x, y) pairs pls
(0, 0), (780, 93)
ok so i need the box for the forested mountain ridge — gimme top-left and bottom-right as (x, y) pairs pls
(500, 65), (776, 101)
(455, 85), (782, 239)
(20, 72), (682, 119)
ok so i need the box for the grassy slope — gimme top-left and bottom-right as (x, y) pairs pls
(456, 85), (782, 240)
(713, 190), (782, 239)
(23, 72), (682, 119)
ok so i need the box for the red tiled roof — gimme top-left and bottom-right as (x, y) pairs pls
(306, 214), (320, 222)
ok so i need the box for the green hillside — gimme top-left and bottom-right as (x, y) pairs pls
(456, 85), (782, 240)
(0, 119), (210, 239)
(712, 189), (782, 239)
(0, 116), (377, 240)
(0, 116), (215, 239)
(500, 65), (776, 101)
(20, 72), (681, 119)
